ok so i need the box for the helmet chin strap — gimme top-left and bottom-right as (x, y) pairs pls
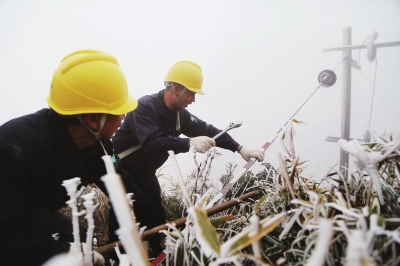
(77, 114), (108, 154)
(175, 86), (186, 132)
(175, 87), (187, 109)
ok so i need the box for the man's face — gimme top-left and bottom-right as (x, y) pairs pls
(177, 88), (196, 110)
(100, 114), (126, 139)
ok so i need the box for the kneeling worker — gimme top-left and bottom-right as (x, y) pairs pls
(0, 50), (146, 265)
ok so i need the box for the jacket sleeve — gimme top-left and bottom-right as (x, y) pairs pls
(180, 111), (240, 152)
(0, 135), (69, 265)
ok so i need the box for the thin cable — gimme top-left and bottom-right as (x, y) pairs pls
(357, 36), (370, 70)
(367, 59), (378, 128)
(275, 60), (342, 136)
(357, 65), (400, 123)
(277, 87), (322, 138)
(332, 58), (344, 72)
(282, 86), (320, 127)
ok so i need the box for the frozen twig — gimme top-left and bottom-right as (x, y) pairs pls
(62, 177), (86, 262)
(82, 191), (98, 266)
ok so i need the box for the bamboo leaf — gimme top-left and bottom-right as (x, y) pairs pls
(174, 238), (186, 266)
(292, 119), (305, 124)
(290, 156), (300, 184)
(253, 194), (269, 214)
(265, 245), (286, 256)
(370, 197), (380, 214)
(291, 199), (313, 208)
(190, 247), (209, 266)
(305, 219), (333, 266)
(188, 207), (221, 257)
(210, 215), (235, 227)
(220, 212), (286, 256)
(279, 207), (304, 240)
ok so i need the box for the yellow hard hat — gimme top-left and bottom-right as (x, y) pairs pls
(164, 60), (204, 95)
(47, 49), (138, 115)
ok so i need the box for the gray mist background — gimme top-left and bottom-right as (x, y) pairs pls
(1, 0), (400, 185)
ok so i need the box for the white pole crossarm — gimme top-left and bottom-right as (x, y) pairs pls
(322, 41), (400, 52)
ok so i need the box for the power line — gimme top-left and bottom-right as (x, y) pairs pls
(356, 65), (400, 123)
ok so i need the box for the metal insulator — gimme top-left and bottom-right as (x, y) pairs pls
(318, 70), (337, 87)
(364, 130), (371, 142)
(367, 31), (378, 62)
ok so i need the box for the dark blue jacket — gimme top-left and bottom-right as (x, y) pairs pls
(0, 109), (136, 265)
(112, 90), (240, 173)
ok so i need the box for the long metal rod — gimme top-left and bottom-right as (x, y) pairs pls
(95, 191), (257, 256)
(206, 85), (322, 208)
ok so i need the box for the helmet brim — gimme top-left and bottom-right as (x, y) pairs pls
(47, 95), (138, 116)
(187, 87), (205, 95)
(108, 95), (138, 115)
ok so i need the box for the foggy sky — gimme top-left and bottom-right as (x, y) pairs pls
(1, 0), (400, 185)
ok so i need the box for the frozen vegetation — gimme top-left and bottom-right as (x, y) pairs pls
(48, 122), (400, 265)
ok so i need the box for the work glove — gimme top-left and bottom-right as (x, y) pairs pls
(68, 242), (105, 266)
(189, 136), (216, 153)
(239, 146), (265, 162)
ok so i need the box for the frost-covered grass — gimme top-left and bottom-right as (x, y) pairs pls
(159, 122), (400, 266)
(59, 122), (400, 266)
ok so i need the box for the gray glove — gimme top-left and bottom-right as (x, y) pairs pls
(68, 242), (105, 266)
(239, 146), (265, 162)
(189, 136), (216, 153)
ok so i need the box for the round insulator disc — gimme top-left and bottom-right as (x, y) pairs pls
(318, 70), (337, 87)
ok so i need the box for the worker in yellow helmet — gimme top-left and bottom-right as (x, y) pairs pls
(112, 60), (265, 257)
(0, 50), (157, 265)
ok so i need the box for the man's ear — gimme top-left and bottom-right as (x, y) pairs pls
(83, 114), (101, 130)
(173, 83), (181, 93)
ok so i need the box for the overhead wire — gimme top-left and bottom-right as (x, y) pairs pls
(274, 59), (342, 138)
(356, 35), (400, 126)
(359, 67), (400, 121)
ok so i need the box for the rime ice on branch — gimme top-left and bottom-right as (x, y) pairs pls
(82, 191), (99, 266)
(62, 177), (86, 261)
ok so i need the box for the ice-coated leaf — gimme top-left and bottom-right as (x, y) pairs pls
(188, 207), (221, 257)
(210, 215), (234, 227)
(345, 230), (374, 266)
(220, 212), (286, 256)
(370, 197), (380, 214)
(279, 207), (304, 240)
(253, 194), (269, 214)
(305, 219), (333, 266)
(174, 238), (186, 266)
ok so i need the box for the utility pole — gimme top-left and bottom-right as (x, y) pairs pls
(340, 27), (352, 181)
(323, 27), (400, 184)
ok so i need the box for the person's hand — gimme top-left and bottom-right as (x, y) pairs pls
(189, 136), (216, 153)
(68, 242), (105, 266)
(239, 146), (265, 162)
